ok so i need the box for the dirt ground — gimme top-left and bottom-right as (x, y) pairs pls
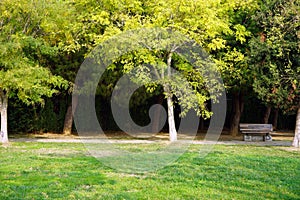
(7, 131), (298, 153)
(9, 130), (295, 141)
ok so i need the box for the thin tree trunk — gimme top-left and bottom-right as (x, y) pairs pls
(230, 92), (243, 136)
(262, 106), (271, 124)
(292, 107), (300, 147)
(167, 95), (177, 141)
(63, 95), (78, 135)
(272, 108), (279, 130)
(0, 91), (8, 144)
(165, 51), (177, 142)
(63, 105), (73, 135)
(151, 94), (164, 133)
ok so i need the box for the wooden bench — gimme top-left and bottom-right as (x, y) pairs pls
(239, 124), (273, 141)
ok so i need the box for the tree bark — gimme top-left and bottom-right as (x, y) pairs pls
(262, 106), (271, 124)
(63, 105), (73, 135)
(272, 108), (279, 130)
(63, 95), (78, 135)
(0, 90), (8, 144)
(199, 117), (204, 131)
(230, 92), (244, 136)
(165, 51), (177, 142)
(292, 107), (300, 147)
(167, 95), (177, 141)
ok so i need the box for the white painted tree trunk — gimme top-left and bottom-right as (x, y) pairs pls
(165, 51), (177, 142)
(167, 95), (177, 141)
(0, 91), (8, 144)
(292, 107), (300, 147)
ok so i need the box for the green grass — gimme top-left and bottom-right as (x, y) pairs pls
(0, 142), (300, 199)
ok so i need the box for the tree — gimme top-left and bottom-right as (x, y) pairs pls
(74, 28), (221, 141)
(0, 0), (69, 143)
(213, 0), (259, 136)
(249, 0), (300, 146)
(116, 31), (219, 141)
(71, 0), (234, 141)
(54, 0), (113, 135)
(105, 0), (235, 141)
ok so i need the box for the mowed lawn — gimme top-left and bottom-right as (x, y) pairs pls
(0, 142), (300, 199)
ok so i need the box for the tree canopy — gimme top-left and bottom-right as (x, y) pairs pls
(0, 0), (299, 144)
(0, 0), (70, 143)
(249, 0), (299, 112)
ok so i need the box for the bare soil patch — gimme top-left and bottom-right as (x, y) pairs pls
(8, 130), (295, 146)
(9, 130), (294, 141)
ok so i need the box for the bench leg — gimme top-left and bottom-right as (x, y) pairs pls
(265, 134), (272, 141)
(244, 134), (252, 141)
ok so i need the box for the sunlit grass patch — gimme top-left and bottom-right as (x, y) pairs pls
(0, 142), (299, 199)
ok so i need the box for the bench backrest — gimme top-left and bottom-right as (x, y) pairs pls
(239, 123), (273, 132)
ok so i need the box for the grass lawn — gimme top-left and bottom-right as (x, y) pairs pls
(0, 142), (300, 199)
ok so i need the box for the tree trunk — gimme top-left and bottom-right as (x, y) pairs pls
(63, 105), (73, 135)
(165, 51), (177, 142)
(63, 95), (78, 135)
(230, 92), (244, 136)
(199, 117), (204, 131)
(272, 108), (279, 130)
(262, 106), (271, 124)
(292, 107), (300, 147)
(167, 95), (177, 141)
(151, 94), (164, 133)
(0, 91), (8, 144)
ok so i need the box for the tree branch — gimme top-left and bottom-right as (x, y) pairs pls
(22, 14), (31, 34)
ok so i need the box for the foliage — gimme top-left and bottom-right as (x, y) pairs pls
(0, 0), (70, 105)
(0, 0), (299, 134)
(7, 97), (67, 133)
(72, 0), (236, 122)
(214, 0), (259, 92)
(249, 0), (300, 112)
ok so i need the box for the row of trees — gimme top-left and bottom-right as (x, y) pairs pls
(0, 0), (299, 145)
